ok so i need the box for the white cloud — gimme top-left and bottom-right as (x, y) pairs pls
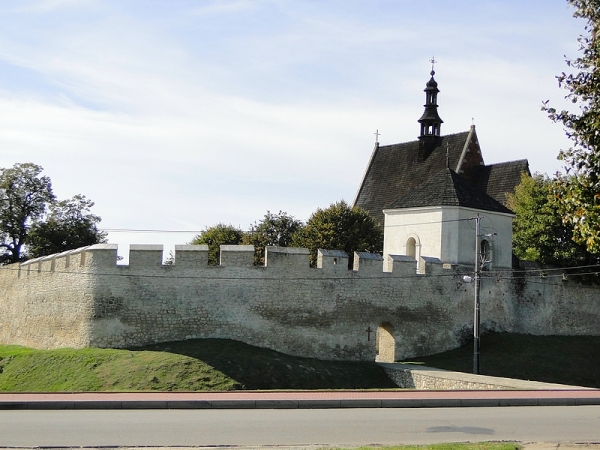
(190, 0), (263, 17)
(6, 0), (97, 14)
(0, 0), (587, 246)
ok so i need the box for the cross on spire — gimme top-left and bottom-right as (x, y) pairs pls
(430, 56), (437, 72)
(374, 129), (381, 144)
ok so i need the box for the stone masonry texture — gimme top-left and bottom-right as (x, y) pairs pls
(1, 244), (599, 361)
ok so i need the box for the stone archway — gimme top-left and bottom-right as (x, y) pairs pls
(375, 322), (395, 363)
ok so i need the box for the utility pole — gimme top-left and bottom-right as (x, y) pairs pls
(473, 214), (481, 375)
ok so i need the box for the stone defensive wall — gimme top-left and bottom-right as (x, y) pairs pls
(1, 243), (600, 361)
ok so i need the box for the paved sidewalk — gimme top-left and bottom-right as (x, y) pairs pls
(1, 445), (600, 450)
(2, 389), (600, 409)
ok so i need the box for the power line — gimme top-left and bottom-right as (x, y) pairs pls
(102, 229), (204, 234)
(100, 217), (477, 234)
(487, 264), (600, 274)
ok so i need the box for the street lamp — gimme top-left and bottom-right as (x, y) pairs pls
(471, 214), (495, 375)
(473, 215), (482, 374)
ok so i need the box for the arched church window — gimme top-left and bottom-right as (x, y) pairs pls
(406, 237), (417, 259)
(480, 239), (491, 271)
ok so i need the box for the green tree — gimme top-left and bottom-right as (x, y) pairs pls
(189, 223), (244, 265)
(543, 0), (600, 253)
(26, 195), (107, 258)
(243, 210), (304, 265)
(0, 163), (55, 264)
(507, 173), (597, 267)
(292, 200), (383, 268)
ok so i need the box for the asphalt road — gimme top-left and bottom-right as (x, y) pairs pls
(1, 406), (600, 446)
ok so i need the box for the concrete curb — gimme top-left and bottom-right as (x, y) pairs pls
(2, 394), (600, 410)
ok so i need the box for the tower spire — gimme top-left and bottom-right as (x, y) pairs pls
(418, 59), (444, 143)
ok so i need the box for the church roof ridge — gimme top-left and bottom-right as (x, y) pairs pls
(377, 130), (471, 149)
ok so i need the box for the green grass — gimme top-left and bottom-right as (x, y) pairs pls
(132, 338), (397, 390)
(1, 333), (599, 391)
(0, 344), (239, 392)
(0, 339), (396, 391)
(414, 333), (600, 388)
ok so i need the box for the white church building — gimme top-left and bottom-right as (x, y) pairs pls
(353, 67), (528, 269)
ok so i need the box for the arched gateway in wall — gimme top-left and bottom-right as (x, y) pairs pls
(375, 322), (395, 363)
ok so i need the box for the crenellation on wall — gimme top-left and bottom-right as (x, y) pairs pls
(69, 247), (89, 269)
(19, 246), (94, 276)
(386, 254), (418, 276)
(84, 244), (119, 270)
(37, 255), (56, 273)
(317, 249), (349, 273)
(174, 244), (209, 268)
(353, 251), (384, 274)
(420, 256), (444, 276)
(220, 245), (255, 267)
(128, 244), (163, 267)
(54, 250), (72, 271)
(2, 243), (600, 360)
(265, 246), (310, 271)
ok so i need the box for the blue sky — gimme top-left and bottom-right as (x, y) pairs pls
(0, 0), (587, 254)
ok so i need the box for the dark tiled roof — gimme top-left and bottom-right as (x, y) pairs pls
(353, 131), (471, 225)
(385, 168), (513, 214)
(472, 159), (530, 206)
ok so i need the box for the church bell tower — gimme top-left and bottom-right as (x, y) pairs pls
(418, 60), (444, 146)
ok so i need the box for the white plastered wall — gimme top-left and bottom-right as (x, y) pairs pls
(383, 206), (514, 269)
(383, 208), (443, 262)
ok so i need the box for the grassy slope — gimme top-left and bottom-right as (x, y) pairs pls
(0, 339), (396, 392)
(413, 333), (600, 389)
(1, 333), (599, 391)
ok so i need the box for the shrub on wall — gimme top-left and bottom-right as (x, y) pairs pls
(292, 200), (383, 268)
(190, 223), (244, 265)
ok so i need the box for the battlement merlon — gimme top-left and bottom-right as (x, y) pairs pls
(317, 249), (348, 272)
(11, 243), (460, 274)
(20, 245), (95, 274)
(174, 244), (209, 268)
(420, 256), (444, 275)
(83, 244), (118, 269)
(129, 244), (163, 267)
(353, 251), (384, 274)
(265, 246), (310, 269)
(220, 245), (254, 267)
(386, 254), (417, 276)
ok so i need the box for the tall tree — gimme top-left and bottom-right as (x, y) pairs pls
(507, 173), (597, 267)
(292, 200), (383, 268)
(543, 0), (600, 253)
(243, 210), (304, 265)
(27, 195), (107, 258)
(189, 223), (244, 265)
(0, 163), (55, 264)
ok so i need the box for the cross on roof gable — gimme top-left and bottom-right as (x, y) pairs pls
(353, 127), (484, 225)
